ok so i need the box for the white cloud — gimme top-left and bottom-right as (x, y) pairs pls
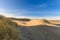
(39, 4), (47, 8)
(35, 3), (48, 8)
(38, 16), (60, 20)
(0, 8), (60, 20)
(0, 13), (14, 17)
(55, 0), (60, 4)
(0, 12), (60, 20)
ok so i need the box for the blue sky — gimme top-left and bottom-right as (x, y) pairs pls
(0, 0), (60, 19)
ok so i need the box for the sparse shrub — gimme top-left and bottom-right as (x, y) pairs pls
(10, 18), (30, 21)
(19, 18), (30, 21)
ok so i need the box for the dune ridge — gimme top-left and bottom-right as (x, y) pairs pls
(13, 19), (59, 27)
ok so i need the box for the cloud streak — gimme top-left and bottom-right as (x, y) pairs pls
(0, 11), (60, 20)
(38, 4), (48, 8)
(0, 8), (60, 17)
(0, 12), (60, 20)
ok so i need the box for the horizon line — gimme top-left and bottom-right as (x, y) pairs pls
(0, 15), (60, 20)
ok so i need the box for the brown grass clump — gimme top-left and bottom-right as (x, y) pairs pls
(0, 15), (21, 40)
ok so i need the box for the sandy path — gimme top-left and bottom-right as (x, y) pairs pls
(18, 26), (33, 40)
(12, 19), (60, 40)
(17, 26), (60, 40)
(18, 26), (45, 40)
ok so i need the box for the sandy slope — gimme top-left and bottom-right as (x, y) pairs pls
(17, 25), (60, 40)
(13, 19), (60, 40)
(13, 19), (60, 27)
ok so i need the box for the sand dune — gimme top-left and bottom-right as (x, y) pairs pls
(13, 19), (60, 27)
(26, 19), (49, 26)
(1, 15), (60, 40)
(12, 19), (60, 40)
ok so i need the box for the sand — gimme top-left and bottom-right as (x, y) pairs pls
(13, 19), (60, 27)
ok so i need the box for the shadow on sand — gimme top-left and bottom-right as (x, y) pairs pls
(17, 25), (60, 40)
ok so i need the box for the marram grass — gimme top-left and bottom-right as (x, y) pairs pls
(0, 16), (21, 40)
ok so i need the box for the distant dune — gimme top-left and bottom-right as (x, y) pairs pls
(13, 19), (60, 26)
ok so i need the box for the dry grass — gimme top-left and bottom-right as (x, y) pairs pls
(0, 16), (21, 40)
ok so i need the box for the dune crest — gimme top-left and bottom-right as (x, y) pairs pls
(13, 19), (56, 26)
(25, 19), (50, 26)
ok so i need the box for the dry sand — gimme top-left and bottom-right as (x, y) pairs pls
(12, 19), (60, 40)
(13, 19), (60, 27)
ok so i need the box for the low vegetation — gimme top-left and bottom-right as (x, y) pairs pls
(10, 18), (30, 21)
(0, 15), (21, 40)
